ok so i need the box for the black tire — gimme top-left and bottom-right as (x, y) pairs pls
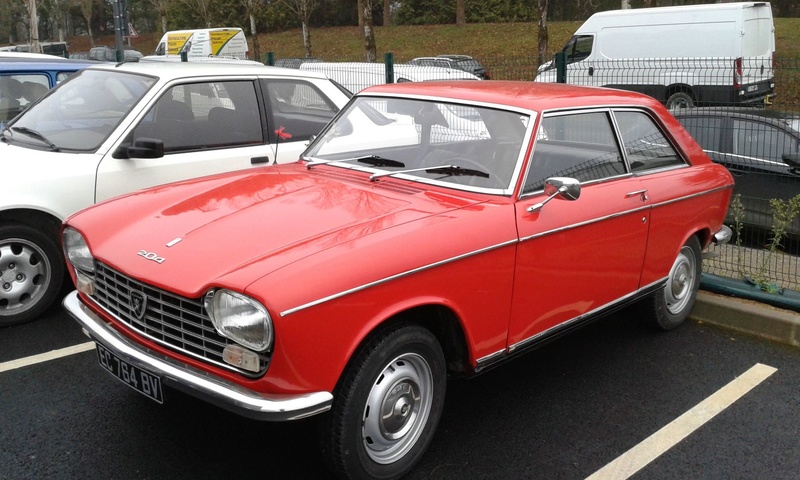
(0, 223), (64, 326)
(665, 91), (694, 110)
(319, 323), (446, 480)
(639, 236), (702, 331)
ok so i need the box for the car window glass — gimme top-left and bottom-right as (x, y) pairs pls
(615, 110), (685, 172)
(1, 74), (49, 121)
(564, 35), (593, 63)
(524, 111), (625, 193)
(263, 79), (338, 144)
(133, 80), (262, 153)
(732, 119), (790, 164)
(678, 116), (723, 152)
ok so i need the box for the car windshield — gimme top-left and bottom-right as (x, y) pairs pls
(5, 69), (156, 151)
(304, 96), (532, 193)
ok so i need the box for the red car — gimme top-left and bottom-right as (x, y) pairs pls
(62, 81), (733, 479)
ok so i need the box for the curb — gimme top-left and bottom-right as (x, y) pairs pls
(690, 291), (800, 347)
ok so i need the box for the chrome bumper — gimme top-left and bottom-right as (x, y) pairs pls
(713, 225), (733, 245)
(62, 290), (332, 421)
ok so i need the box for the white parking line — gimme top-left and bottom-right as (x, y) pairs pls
(586, 363), (777, 480)
(0, 341), (95, 373)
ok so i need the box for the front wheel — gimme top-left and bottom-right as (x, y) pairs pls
(0, 224), (64, 326)
(639, 236), (702, 331)
(320, 323), (446, 480)
(666, 91), (694, 110)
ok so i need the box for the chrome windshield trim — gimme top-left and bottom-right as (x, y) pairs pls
(281, 238), (519, 317)
(507, 277), (667, 354)
(63, 291), (332, 421)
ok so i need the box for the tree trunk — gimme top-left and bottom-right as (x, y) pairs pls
(250, 13), (260, 61)
(384, 0), (391, 26)
(302, 21), (312, 57)
(456, 0), (465, 26)
(537, 0), (549, 66)
(362, 1), (376, 62)
(358, 0), (364, 27)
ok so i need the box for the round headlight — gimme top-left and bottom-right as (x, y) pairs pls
(62, 227), (95, 273)
(205, 289), (273, 352)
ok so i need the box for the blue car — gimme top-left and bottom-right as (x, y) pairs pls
(0, 53), (98, 123)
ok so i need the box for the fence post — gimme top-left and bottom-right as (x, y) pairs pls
(180, 51), (187, 62)
(266, 52), (275, 66)
(385, 52), (394, 84)
(555, 51), (566, 83)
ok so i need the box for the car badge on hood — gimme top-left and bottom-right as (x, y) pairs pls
(138, 250), (165, 264)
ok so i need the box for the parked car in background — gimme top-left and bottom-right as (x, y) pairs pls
(88, 45), (143, 62)
(674, 107), (800, 236)
(63, 81), (733, 479)
(273, 57), (321, 69)
(0, 54), (97, 122)
(0, 42), (70, 58)
(409, 54), (490, 79)
(300, 61), (480, 92)
(153, 27), (248, 60)
(0, 61), (351, 326)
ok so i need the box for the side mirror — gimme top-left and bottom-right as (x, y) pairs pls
(527, 177), (581, 213)
(127, 137), (165, 159)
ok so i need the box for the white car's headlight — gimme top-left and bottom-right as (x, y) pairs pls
(205, 289), (273, 352)
(62, 227), (95, 273)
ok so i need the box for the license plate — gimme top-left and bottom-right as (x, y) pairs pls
(747, 84), (759, 92)
(96, 343), (164, 403)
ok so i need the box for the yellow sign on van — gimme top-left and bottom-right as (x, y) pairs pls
(209, 30), (239, 56)
(166, 32), (191, 55)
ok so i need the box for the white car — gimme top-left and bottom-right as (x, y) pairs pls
(0, 61), (352, 326)
(299, 61), (480, 92)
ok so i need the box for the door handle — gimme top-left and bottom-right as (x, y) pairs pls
(588, 66), (594, 76)
(251, 156), (271, 165)
(626, 189), (648, 202)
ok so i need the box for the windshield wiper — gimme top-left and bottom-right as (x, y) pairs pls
(11, 126), (59, 151)
(370, 164), (489, 182)
(306, 155), (405, 169)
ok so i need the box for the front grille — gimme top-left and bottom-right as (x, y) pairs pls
(90, 262), (267, 376)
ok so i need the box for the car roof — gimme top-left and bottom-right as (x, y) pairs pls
(0, 55), (99, 70)
(673, 107), (800, 131)
(82, 60), (333, 81)
(360, 81), (665, 112)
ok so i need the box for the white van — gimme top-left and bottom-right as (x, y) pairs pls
(299, 61), (480, 92)
(535, 2), (775, 109)
(153, 28), (248, 60)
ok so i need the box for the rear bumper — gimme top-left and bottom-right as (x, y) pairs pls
(63, 290), (333, 421)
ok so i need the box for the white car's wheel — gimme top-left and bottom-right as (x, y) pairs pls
(0, 224), (64, 326)
(320, 323), (446, 479)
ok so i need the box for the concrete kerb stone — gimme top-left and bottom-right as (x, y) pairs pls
(690, 291), (800, 347)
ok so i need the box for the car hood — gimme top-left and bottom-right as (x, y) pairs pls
(71, 163), (492, 299)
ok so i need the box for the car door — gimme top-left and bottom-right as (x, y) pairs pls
(508, 109), (650, 350)
(260, 78), (342, 164)
(94, 78), (275, 203)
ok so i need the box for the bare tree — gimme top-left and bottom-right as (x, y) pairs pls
(537, 0), (549, 66)
(78, 0), (94, 41)
(362, 0), (376, 62)
(456, 0), (465, 26)
(150, 0), (170, 34)
(26, 0), (40, 49)
(180, 0), (213, 27)
(281, 0), (318, 57)
(242, 0), (268, 61)
(383, 0), (391, 26)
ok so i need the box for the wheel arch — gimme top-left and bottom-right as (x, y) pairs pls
(0, 208), (63, 243)
(664, 84), (695, 105)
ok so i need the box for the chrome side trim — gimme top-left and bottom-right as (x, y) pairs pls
(520, 204), (651, 243)
(63, 291), (332, 421)
(475, 348), (506, 367)
(281, 238), (519, 317)
(506, 277), (666, 354)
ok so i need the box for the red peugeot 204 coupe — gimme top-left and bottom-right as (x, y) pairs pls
(62, 81), (734, 479)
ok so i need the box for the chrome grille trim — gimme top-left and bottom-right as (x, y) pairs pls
(90, 263), (267, 376)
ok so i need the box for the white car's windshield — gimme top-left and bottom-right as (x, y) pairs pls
(6, 69), (156, 151)
(305, 96), (532, 193)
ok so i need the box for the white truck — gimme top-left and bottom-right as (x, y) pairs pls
(535, 2), (775, 109)
(152, 28), (249, 60)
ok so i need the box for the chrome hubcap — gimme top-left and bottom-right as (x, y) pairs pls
(665, 245), (696, 315)
(0, 238), (50, 317)
(362, 353), (433, 464)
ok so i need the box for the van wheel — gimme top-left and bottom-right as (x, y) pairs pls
(320, 323), (446, 480)
(638, 236), (701, 331)
(666, 92), (694, 110)
(0, 224), (64, 326)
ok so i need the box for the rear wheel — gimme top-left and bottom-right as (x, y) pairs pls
(0, 224), (64, 326)
(320, 323), (446, 480)
(639, 236), (701, 331)
(666, 91), (694, 110)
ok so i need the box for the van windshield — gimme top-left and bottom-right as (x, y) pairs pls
(6, 69), (156, 152)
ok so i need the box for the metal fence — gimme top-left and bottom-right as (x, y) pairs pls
(270, 53), (800, 293)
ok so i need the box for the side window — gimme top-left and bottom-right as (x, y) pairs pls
(563, 35), (593, 64)
(263, 79), (338, 143)
(0, 74), (49, 121)
(133, 80), (262, 152)
(732, 119), (789, 165)
(524, 111), (625, 193)
(615, 110), (685, 172)
(678, 116), (723, 152)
